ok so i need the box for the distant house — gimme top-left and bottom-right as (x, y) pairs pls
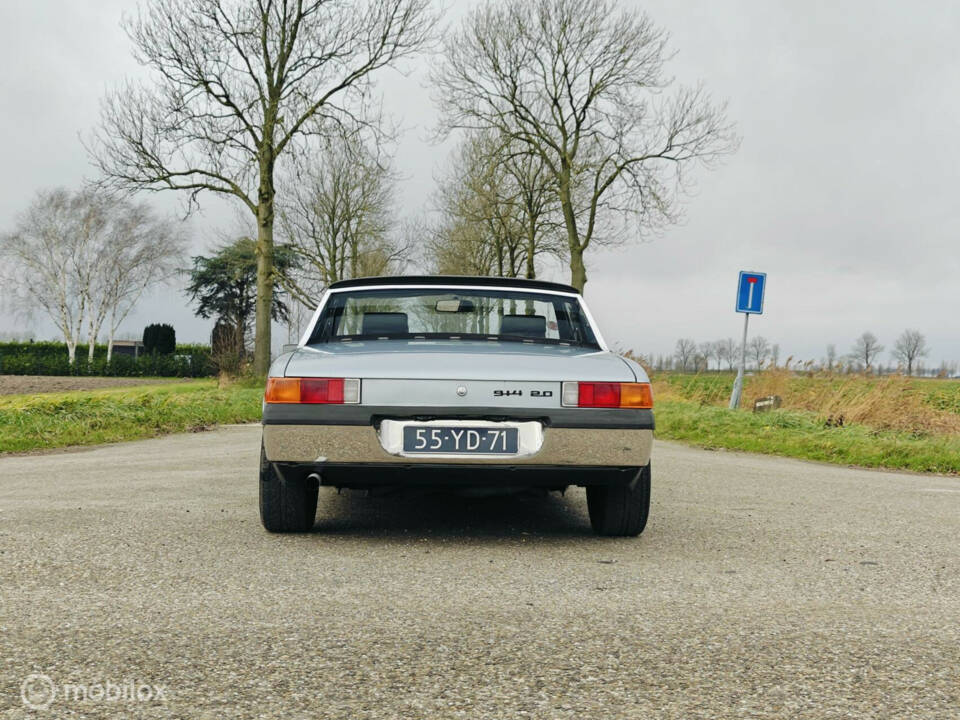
(112, 340), (144, 358)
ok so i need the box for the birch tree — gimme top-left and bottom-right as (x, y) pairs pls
(90, 203), (187, 362)
(1, 190), (92, 363)
(90, 0), (435, 374)
(0, 188), (184, 363)
(433, 0), (737, 291)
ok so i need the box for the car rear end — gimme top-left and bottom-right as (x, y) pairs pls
(259, 277), (654, 536)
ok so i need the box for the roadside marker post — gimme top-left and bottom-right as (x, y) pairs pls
(729, 271), (767, 409)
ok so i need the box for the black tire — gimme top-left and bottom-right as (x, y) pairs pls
(586, 463), (651, 537)
(259, 445), (318, 533)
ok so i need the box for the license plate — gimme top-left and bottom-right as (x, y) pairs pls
(402, 426), (519, 454)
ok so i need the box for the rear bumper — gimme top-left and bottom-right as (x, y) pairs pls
(262, 423), (653, 467)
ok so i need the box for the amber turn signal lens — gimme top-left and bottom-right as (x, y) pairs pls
(620, 382), (654, 409)
(264, 378), (301, 403)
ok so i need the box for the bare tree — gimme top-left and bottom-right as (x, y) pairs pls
(431, 133), (526, 278)
(748, 335), (771, 370)
(93, 202), (187, 362)
(429, 131), (562, 279)
(715, 337), (738, 371)
(698, 341), (716, 371)
(825, 343), (837, 371)
(891, 329), (928, 376)
(1, 189), (93, 363)
(278, 139), (402, 306)
(501, 138), (563, 279)
(433, 0), (737, 291)
(850, 331), (884, 371)
(425, 213), (499, 277)
(90, 0), (435, 374)
(674, 338), (696, 373)
(0, 188), (184, 363)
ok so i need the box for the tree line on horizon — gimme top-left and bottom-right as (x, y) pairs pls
(641, 329), (955, 378)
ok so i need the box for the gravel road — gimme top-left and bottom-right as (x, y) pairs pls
(1, 425), (958, 718)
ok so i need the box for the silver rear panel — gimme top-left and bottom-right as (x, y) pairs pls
(361, 379), (561, 408)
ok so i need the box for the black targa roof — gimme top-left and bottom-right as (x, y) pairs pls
(326, 275), (580, 295)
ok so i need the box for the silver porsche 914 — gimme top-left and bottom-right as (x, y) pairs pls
(260, 276), (654, 536)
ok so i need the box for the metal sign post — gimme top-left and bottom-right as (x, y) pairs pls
(729, 271), (766, 409)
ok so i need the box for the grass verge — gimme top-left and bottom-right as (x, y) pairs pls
(655, 399), (960, 475)
(0, 381), (263, 454)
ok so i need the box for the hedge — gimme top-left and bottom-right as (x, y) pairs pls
(0, 341), (214, 377)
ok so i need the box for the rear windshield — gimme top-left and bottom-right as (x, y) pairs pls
(307, 288), (600, 348)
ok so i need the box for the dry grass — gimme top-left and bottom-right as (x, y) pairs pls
(652, 370), (960, 436)
(746, 371), (960, 435)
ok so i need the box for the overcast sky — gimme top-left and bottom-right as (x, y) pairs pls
(1, 0), (958, 367)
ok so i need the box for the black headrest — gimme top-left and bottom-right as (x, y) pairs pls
(500, 314), (546, 339)
(361, 312), (409, 336)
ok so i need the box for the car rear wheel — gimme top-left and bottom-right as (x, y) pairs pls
(259, 445), (318, 533)
(586, 463), (651, 537)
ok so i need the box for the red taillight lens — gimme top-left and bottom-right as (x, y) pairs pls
(579, 382), (621, 408)
(565, 382), (653, 409)
(264, 377), (359, 404)
(300, 378), (344, 404)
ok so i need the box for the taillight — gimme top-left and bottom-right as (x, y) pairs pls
(561, 381), (653, 409)
(264, 377), (360, 404)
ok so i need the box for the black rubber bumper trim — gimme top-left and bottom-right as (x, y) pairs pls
(262, 404), (654, 430)
(273, 461), (643, 488)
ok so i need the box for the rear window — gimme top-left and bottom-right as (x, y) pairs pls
(308, 287), (599, 348)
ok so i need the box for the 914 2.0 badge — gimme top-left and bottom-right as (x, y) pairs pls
(493, 389), (553, 397)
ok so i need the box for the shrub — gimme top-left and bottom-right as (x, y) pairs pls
(0, 341), (214, 377)
(211, 318), (244, 374)
(143, 324), (176, 354)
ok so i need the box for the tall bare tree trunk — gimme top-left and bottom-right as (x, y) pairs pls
(525, 226), (536, 279)
(558, 169), (587, 292)
(87, 313), (105, 363)
(106, 309), (116, 363)
(568, 248), (586, 292)
(88, 319), (98, 362)
(254, 155), (276, 376)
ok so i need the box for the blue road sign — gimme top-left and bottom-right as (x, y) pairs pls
(736, 271), (766, 314)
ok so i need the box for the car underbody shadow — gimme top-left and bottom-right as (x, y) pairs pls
(309, 486), (595, 538)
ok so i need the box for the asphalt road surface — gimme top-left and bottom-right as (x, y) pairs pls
(2, 425), (958, 719)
